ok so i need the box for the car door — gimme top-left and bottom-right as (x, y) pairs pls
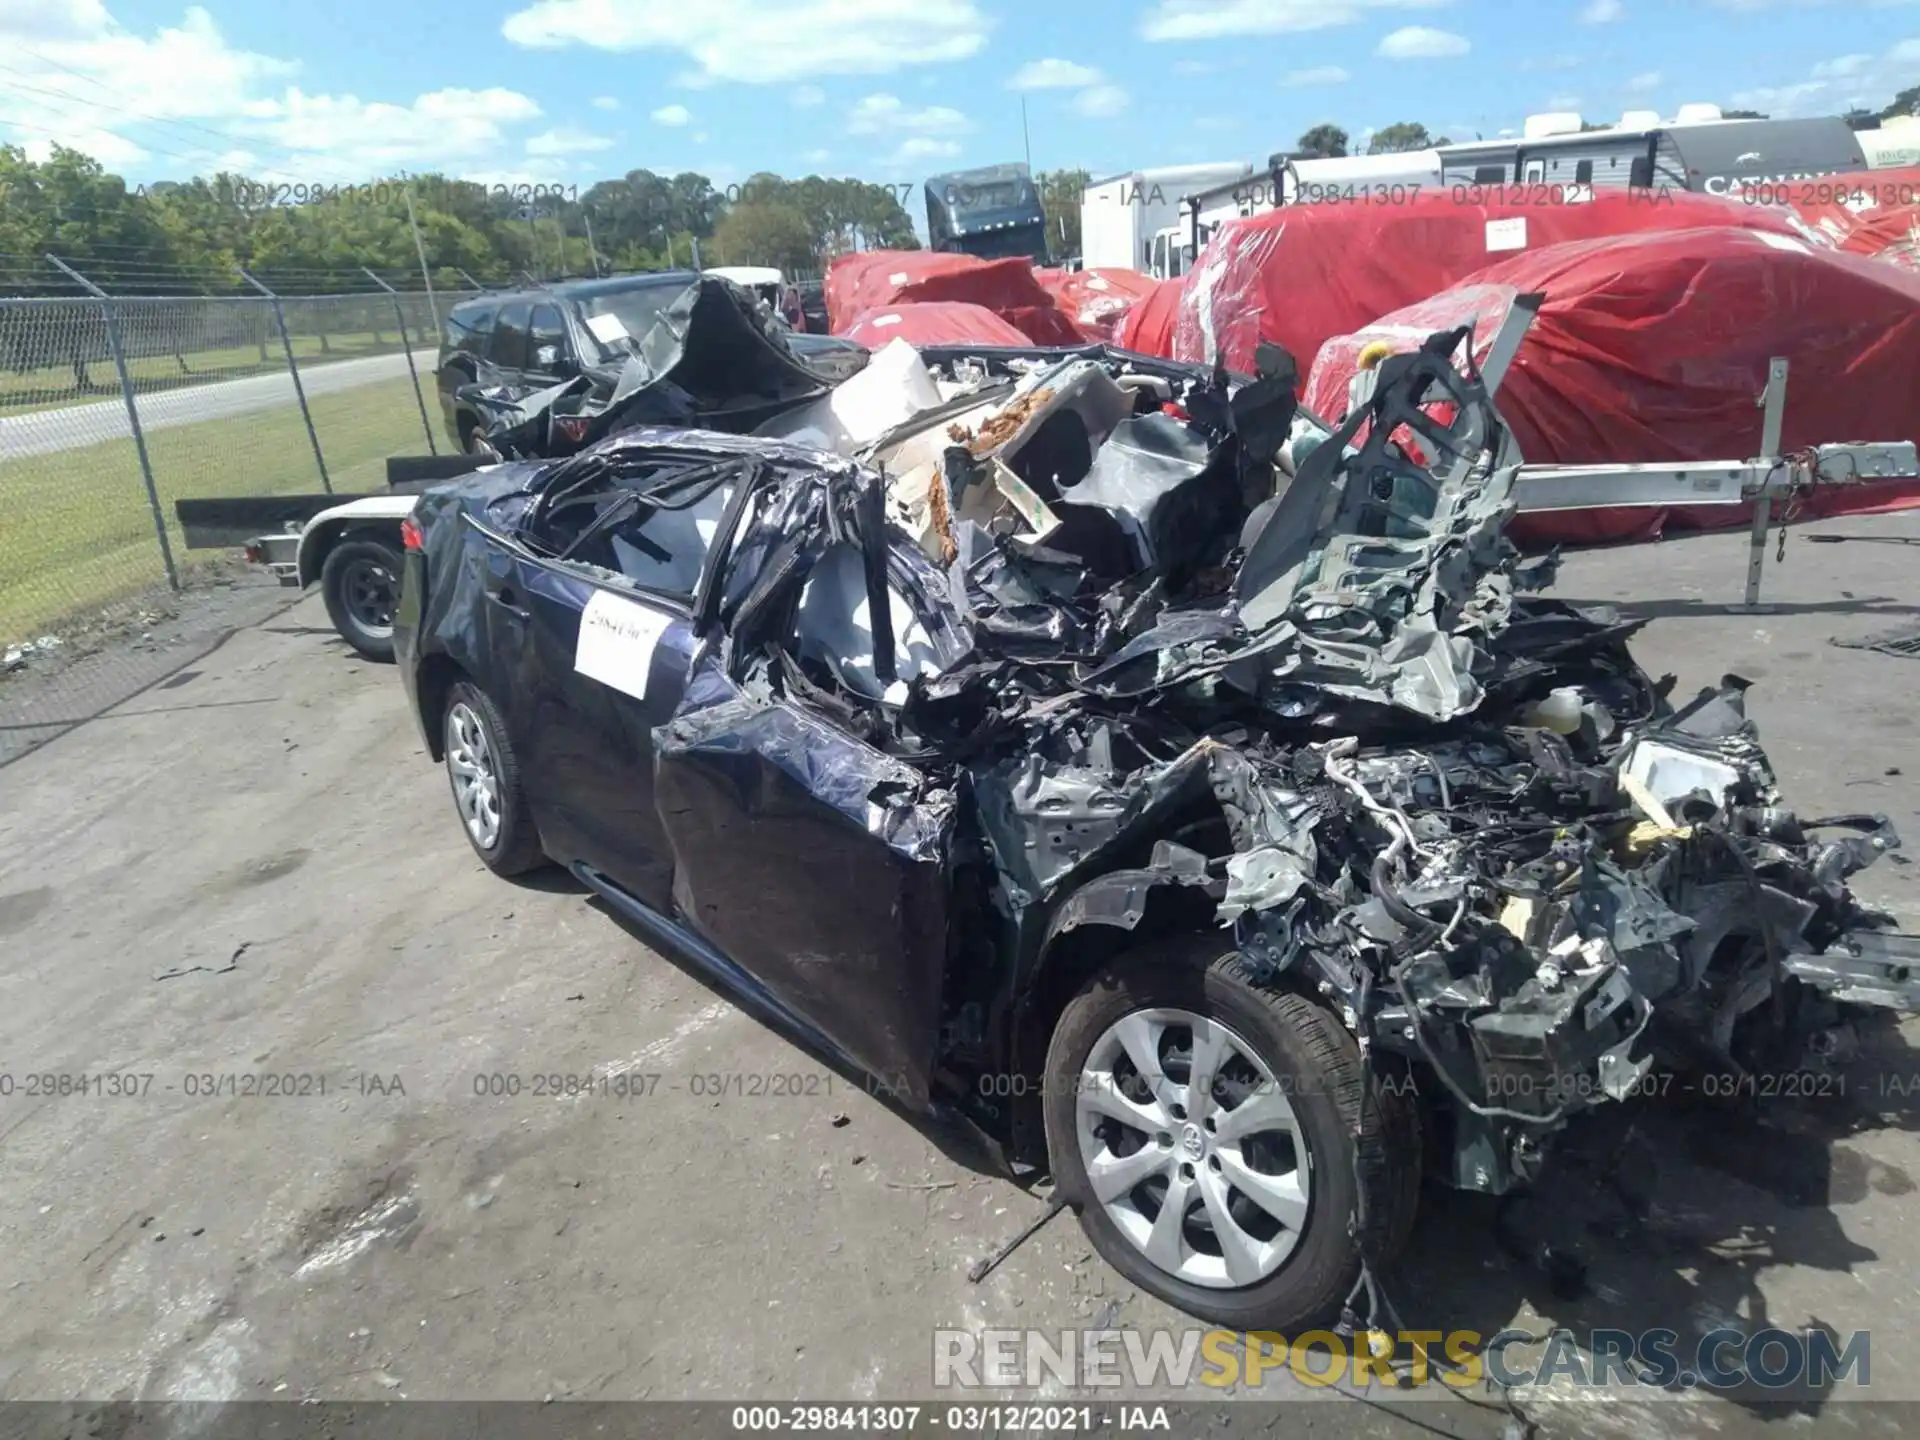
(651, 528), (967, 1107)
(502, 470), (743, 910)
(486, 300), (533, 387)
(522, 300), (577, 386)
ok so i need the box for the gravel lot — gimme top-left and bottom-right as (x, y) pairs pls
(3, 511), (1919, 1438)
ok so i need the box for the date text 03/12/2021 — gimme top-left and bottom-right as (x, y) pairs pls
(728, 1406), (1173, 1432)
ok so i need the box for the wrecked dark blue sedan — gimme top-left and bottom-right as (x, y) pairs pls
(394, 323), (1919, 1333)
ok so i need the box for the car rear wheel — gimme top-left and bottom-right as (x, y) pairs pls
(321, 538), (403, 662)
(443, 681), (545, 876)
(458, 416), (499, 460)
(1042, 936), (1419, 1332)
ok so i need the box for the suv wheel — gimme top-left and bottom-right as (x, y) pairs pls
(442, 681), (545, 876)
(320, 537), (403, 662)
(1042, 936), (1418, 1332)
(458, 416), (499, 460)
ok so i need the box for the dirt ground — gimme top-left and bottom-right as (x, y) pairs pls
(3, 511), (1920, 1437)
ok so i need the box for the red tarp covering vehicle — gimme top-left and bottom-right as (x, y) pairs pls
(1766, 165), (1920, 270)
(1032, 267), (1160, 342)
(1172, 189), (1806, 375)
(825, 252), (1084, 345)
(840, 302), (1033, 349)
(1303, 227), (1920, 545)
(1116, 276), (1181, 357)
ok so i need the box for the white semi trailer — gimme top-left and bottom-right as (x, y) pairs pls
(1078, 162), (1253, 272)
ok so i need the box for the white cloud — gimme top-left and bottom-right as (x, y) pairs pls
(792, 84), (826, 107)
(591, 95), (620, 111)
(524, 125), (612, 154)
(803, 147), (832, 162)
(242, 88), (544, 176)
(1073, 83), (1130, 118)
(1548, 94), (1582, 109)
(885, 135), (961, 168)
(1142, 0), (1449, 42)
(24, 126), (147, 167)
(1521, 54), (1581, 72)
(501, 0), (992, 83)
(1377, 26), (1470, 58)
(0, 2), (552, 180)
(847, 92), (971, 135)
(1710, 0), (1919, 8)
(1580, 0), (1623, 20)
(1813, 53), (1875, 77)
(1624, 71), (1662, 92)
(1008, 57), (1102, 89)
(651, 103), (692, 126)
(693, 130), (708, 143)
(1730, 35), (1920, 116)
(1282, 65), (1350, 86)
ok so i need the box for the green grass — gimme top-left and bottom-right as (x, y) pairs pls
(0, 330), (423, 416)
(0, 374), (438, 642)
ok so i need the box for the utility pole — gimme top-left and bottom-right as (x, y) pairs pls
(405, 188), (441, 341)
(582, 210), (603, 277)
(1021, 97), (1033, 171)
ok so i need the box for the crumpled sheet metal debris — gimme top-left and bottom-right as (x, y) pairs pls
(540, 316), (1913, 1199)
(463, 275), (854, 461)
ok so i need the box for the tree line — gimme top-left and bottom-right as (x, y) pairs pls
(0, 146), (948, 298)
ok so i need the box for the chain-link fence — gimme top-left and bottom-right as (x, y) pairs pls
(0, 278), (461, 653)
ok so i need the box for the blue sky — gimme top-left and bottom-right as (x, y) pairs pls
(1, 0), (1915, 197)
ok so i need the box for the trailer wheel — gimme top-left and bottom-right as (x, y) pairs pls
(321, 537), (403, 663)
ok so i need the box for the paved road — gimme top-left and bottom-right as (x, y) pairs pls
(0, 348), (439, 462)
(1, 515), (1918, 1433)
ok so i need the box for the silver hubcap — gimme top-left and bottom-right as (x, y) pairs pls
(341, 557), (397, 632)
(445, 702), (501, 850)
(1076, 1007), (1311, 1290)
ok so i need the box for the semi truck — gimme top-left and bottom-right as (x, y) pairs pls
(925, 164), (1050, 262)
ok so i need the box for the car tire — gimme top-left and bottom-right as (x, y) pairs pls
(1042, 935), (1419, 1332)
(458, 416), (498, 460)
(320, 537), (403, 663)
(442, 681), (546, 877)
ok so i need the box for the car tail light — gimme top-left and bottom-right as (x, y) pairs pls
(400, 517), (424, 551)
(243, 543), (263, 565)
(554, 416), (590, 445)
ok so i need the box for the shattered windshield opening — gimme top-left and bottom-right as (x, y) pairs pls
(578, 284), (685, 361)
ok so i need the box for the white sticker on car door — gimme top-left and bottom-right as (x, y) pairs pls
(574, 588), (673, 701)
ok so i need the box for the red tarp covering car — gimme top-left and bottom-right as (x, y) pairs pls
(1768, 165), (1920, 265)
(1172, 189), (1807, 376)
(1303, 227), (1920, 545)
(840, 302), (1034, 349)
(1116, 276), (1182, 357)
(1033, 267), (1160, 342)
(825, 252), (1084, 345)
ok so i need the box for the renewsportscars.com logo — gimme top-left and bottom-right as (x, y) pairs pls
(932, 1326), (1871, 1393)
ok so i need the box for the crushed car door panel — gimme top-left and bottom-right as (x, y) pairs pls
(654, 674), (955, 1109)
(513, 563), (697, 911)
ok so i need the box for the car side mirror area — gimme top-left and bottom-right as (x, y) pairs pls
(534, 344), (571, 372)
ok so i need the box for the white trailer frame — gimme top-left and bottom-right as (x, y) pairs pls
(1350, 304), (1918, 609)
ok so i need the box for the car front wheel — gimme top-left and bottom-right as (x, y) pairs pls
(1042, 937), (1418, 1332)
(442, 681), (545, 876)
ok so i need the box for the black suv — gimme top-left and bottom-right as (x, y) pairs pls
(436, 274), (863, 453)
